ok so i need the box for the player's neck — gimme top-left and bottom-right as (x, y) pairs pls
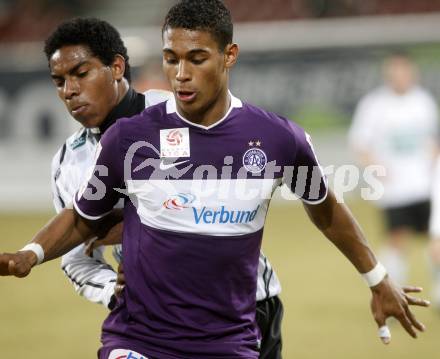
(177, 88), (231, 127)
(116, 79), (130, 104)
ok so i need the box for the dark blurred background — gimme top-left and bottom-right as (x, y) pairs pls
(1, 0), (440, 208)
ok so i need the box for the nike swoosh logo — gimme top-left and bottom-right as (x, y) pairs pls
(159, 160), (190, 170)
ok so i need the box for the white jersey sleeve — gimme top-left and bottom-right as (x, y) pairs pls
(51, 145), (66, 213)
(256, 252), (281, 301)
(51, 130), (118, 309)
(61, 245), (117, 309)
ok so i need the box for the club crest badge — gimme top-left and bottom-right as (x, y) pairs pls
(243, 147), (267, 173)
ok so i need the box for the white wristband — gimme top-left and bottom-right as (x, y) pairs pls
(19, 243), (45, 265)
(362, 262), (387, 287)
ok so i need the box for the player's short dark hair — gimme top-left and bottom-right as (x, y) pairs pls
(44, 17), (131, 82)
(162, 0), (233, 50)
(386, 49), (412, 59)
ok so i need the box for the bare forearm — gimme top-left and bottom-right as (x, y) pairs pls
(304, 190), (377, 273)
(304, 191), (429, 343)
(322, 204), (376, 273)
(32, 208), (93, 262)
(0, 208), (94, 277)
(33, 207), (123, 263)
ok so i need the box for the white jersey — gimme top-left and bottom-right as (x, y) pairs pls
(51, 89), (281, 308)
(430, 156), (440, 237)
(349, 85), (438, 208)
(52, 128), (117, 308)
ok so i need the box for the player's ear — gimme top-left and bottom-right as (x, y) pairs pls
(224, 43), (239, 69)
(111, 54), (126, 81)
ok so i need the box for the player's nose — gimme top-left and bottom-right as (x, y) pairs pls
(176, 61), (191, 82)
(63, 78), (80, 99)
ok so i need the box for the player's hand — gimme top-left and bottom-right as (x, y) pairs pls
(114, 263), (125, 297)
(0, 251), (37, 277)
(370, 276), (430, 344)
(84, 222), (123, 257)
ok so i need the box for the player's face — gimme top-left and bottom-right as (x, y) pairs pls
(49, 45), (123, 128)
(384, 57), (417, 95)
(162, 28), (238, 122)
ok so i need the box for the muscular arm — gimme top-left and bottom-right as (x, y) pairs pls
(0, 208), (122, 277)
(303, 190), (376, 273)
(303, 190), (429, 342)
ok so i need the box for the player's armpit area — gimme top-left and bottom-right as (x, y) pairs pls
(83, 209), (124, 239)
(84, 221), (124, 257)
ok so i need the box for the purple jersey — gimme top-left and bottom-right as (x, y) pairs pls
(74, 94), (327, 358)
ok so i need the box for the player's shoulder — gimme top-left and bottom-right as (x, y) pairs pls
(121, 99), (167, 125)
(242, 102), (283, 124)
(115, 100), (168, 141)
(143, 89), (172, 108)
(361, 86), (388, 103)
(241, 101), (305, 140)
(52, 127), (88, 163)
(65, 127), (89, 150)
(113, 89), (171, 132)
(354, 86), (390, 115)
(411, 86), (437, 104)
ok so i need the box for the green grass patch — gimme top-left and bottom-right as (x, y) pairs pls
(0, 201), (438, 358)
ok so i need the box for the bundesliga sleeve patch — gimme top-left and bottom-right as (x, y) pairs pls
(160, 128), (190, 158)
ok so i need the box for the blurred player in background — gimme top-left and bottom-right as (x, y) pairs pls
(349, 53), (438, 285)
(0, 1), (430, 358)
(45, 17), (284, 358)
(429, 151), (440, 310)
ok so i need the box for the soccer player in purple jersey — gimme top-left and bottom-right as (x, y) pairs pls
(45, 17), (283, 358)
(0, 1), (430, 358)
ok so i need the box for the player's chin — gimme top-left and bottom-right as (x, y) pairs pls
(73, 114), (101, 129)
(178, 100), (196, 111)
(177, 98), (203, 114)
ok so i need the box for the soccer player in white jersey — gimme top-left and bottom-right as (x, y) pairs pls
(349, 54), (438, 286)
(0, 2), (430, 358)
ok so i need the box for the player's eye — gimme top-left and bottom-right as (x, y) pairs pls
(191, 58), (206, 65)
(54, 79), (65, 87)
(77, 71), (88, 78)
(165, 57), (178, 65)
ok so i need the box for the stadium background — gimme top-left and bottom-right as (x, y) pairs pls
(0, 0), (439, 357)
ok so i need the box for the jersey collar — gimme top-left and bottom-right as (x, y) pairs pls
(95, 87), (145, 134)
(166, 90), (243, 130)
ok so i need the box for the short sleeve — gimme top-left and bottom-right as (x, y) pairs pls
(51, 146), (65, 213)
(73, 122), (124, 220)
(283, 123), (328, 204)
